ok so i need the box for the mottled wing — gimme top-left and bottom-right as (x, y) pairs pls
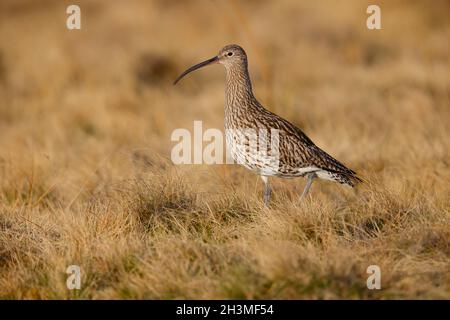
(257, 109), (362, 185)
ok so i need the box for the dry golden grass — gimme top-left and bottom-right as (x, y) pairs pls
(0, 0), (449, 299)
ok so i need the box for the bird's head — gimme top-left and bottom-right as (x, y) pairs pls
(217, 44), (247, 68)
(173, 44), (247, 85)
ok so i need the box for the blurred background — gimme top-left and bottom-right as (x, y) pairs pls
(0, 0), (449, 208)
(0, 0), (449, 299)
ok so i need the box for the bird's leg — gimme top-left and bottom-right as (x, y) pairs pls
(300, 173), (316, 200)
(261, 176), (271, 207)
(264, 184), (272, 207)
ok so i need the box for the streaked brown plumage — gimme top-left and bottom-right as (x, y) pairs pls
(174, 44), (361, 205)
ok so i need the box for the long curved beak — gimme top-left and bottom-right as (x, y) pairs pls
(173, 56), (219, 85)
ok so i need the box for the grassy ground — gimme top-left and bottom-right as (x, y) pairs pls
(0, 0), (449, 299)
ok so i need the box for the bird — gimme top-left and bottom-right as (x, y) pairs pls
(174, 44), (361, 206)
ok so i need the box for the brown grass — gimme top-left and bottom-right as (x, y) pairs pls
(0, 0), (449, 299)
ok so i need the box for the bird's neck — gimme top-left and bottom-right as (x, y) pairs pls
(225, 65), (255, 110)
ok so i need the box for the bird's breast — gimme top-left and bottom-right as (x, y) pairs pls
(224, 120), (282, 176)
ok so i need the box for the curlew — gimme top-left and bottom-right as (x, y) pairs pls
(174, 44), (361, 206)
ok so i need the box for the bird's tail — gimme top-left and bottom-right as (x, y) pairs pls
(311, 146), (363, 187)
(333, 171), (363, 187)
(316, 169), (363, 187)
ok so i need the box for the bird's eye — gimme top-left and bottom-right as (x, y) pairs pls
(227, 52), (233, 57)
